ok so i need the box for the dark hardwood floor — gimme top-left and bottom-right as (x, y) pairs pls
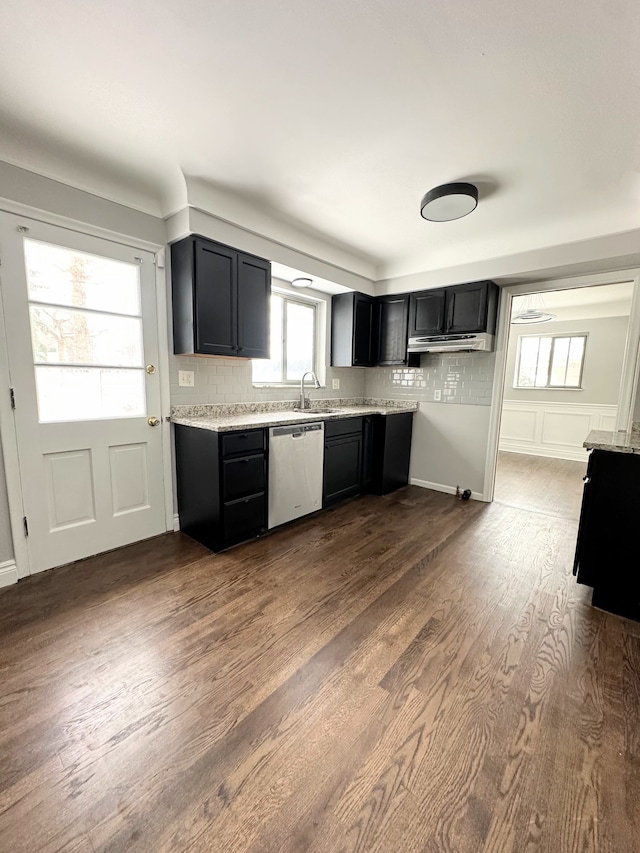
(494, 450), (587, 520)
(0, 485), (638, 852)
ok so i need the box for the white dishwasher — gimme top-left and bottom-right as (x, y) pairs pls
(268, 421), (324, 529)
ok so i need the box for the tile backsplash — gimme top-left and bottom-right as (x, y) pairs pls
(364, 352), (496, 406)
(169, 355), (365, 406)
(169, 352), (495, 408)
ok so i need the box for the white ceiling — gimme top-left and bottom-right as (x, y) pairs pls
(512, 281), (634, 321)
(1, 0), (639, 282)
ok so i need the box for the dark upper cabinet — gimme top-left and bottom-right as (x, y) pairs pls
(171, 235), (270, 358)
(446, 281), (492, 334)
(409, 280), (498, 338)
(237, 254), (271, 359)
(332, 291), (421, 368)
(331, 292), (376, 367)
(409, 289), (447, 337)
(194, 240), (236, 356)
(376, 294), (419, 366)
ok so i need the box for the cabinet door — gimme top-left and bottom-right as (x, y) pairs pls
(445, 281), (488, 334)
(194, 240), (237, 355)
(353, 293), (375, 366)
(377, 295), (409, 365)
(323, 435), (363, 505)
(574, 451), (640, 594)
(237, 254), (271, 359)
(409, 290), (446, 337)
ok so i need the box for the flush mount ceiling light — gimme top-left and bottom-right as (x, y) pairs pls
(511, 294), (556, 324)
(420, 182), (479, 222)
(292, 277), (313, 288)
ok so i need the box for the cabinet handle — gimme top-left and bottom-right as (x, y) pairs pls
(583, 475), (591, 484)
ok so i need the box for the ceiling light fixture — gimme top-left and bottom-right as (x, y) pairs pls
(291, 277), (313, 288)
(511, 294), (556, 324)
(420, 182), (479, 222)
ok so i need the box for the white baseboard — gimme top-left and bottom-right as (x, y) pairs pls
(173, 514), (180, 532)
(0, 559), (18, 588)
(498, 443), (589, 463)
(410, 478), (485, 502)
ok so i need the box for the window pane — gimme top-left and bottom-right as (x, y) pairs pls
(286, 302), (314, 381)
(30, 306), (143, 367)
(566, 337), (585, 386)
(517, 337), (540, 387)
(535, 337), (552, 386)
(550, 337), (570, 385)
(253, 295), (283, 383)
(35, 367), (146, 423)
(24, 239), (141, 315)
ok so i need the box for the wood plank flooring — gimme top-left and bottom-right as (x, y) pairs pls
(494, 450), (587, 520)
(0, 481), (638, 852)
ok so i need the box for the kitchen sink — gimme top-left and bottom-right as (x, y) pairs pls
(310, 408), (340, 414)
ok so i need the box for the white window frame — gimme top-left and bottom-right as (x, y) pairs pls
(514, 332), (588, 390)
(252, 286), (323, 387)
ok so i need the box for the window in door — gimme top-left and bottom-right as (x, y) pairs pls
(515, 333), (587, 389)
(252, 292), (317, 384)
(24, 239), (147, 422)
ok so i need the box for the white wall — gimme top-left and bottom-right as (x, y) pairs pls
(409, 403), (491, 498)
(504, 316), (629, 406)
(363, 353), (495, 499)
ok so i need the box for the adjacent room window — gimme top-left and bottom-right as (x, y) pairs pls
(253, 291), (317, 384)
(515, 334), (587, 389)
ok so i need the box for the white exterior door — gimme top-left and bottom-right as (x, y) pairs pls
(0, 213), (167, 574)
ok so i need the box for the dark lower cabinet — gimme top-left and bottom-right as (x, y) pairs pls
(368, 412), (414, 495)
(323, 418), (363, 506)
(175, 424), (267, 552)
(324, 412), (414, 507)
(574, 449), (640, 621)
(176, 412), (415, 550)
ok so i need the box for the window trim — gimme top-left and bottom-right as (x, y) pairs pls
(252, 287), (320, 387)
(514, 332), (588, 390)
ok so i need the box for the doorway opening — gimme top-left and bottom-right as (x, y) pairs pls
(493, 281), (634, 522)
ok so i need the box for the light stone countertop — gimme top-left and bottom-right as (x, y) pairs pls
(170, 399), (418, 433)
(584, 422), (640, 454)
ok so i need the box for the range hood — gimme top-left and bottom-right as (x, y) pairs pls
(407, 332), (494, 354)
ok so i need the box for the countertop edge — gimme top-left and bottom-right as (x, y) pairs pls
(171, 405), (418, 433)
(583, 427), (640, 454)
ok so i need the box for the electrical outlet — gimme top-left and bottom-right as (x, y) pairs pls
(434, 389), (442, 401)
(332, 378), (340, 390)
(178, 370), (195, 387)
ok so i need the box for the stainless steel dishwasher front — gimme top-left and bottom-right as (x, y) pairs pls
(268, 421), (324, 529)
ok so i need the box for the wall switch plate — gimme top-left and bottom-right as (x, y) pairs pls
(178, 370), (195, 387)
(434, 389), (442, 401)
(332, 378), (340, 390)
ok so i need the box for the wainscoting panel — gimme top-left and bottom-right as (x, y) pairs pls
(499, 400), (617, 461)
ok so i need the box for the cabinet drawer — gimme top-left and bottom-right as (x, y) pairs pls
(221, 429), (265, 457)
(223, 494), (266, 543)
(222, 454), (265, 502)
(324, 417), (363, 439)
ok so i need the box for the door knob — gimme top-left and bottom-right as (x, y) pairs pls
(148, 416), (160, 427)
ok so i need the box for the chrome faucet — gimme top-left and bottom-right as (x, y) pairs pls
(299, 371), (321, 410)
